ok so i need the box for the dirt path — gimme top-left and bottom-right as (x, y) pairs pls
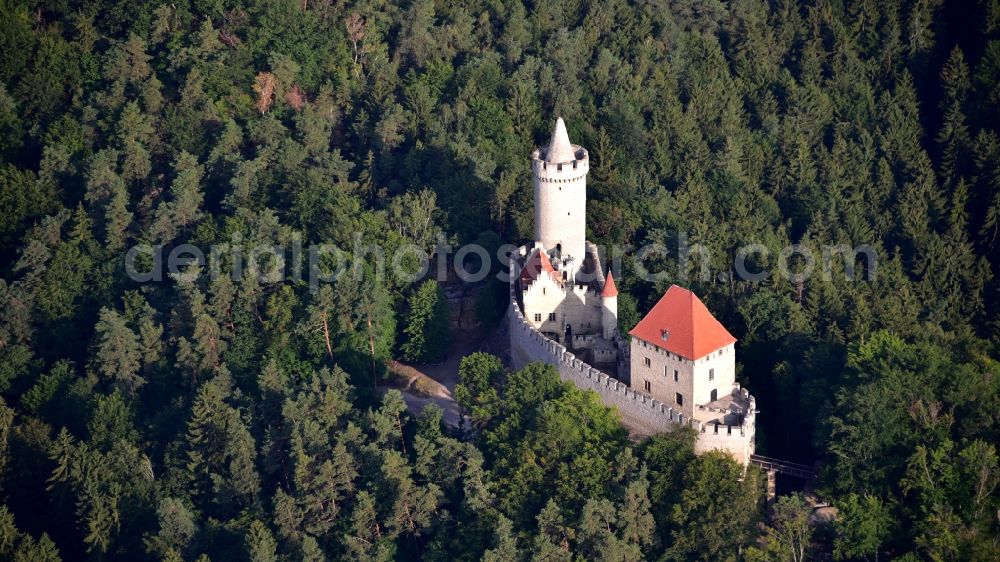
(380, 323), (507, 427)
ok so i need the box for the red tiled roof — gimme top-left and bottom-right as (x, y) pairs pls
(519, 249), (558, 283)
(602, 271), (618, 297)
(628, 285), (736, 360)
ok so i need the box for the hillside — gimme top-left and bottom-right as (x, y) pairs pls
(0, 0), (998, 560)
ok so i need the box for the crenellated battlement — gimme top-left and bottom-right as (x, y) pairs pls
(515, 118), (756, 465)
(509, 244), (756, 464)
(521, 277), (602, 297)
(532, 147), (590, 180)
(509, 284), (698, 432)
(532, 118), (589, 264)
(693, 387), (756, 464)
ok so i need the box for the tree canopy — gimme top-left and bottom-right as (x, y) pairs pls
(0, 0), (998, 559)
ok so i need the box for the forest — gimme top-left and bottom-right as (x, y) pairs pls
(0, 0), (998, 560)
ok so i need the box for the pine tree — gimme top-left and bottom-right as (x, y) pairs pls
(216, 410), (261, 511)
(344, 490), (393, 561)
(146, 497), (197, 558)
(482, 515), (521, 562)
(378, 449), (442, 538)
(150, 151), (204, 243)
(618, 469), (658, 558)
(84, 149), (133, 252)
(0, 397), (12, 484)
(117, 101), (153, 184)
(576, 498), (621, 561)
(0, 505), (61, 561)
(401, 279), (450, 363)
(88, 391), (138, 449)
(287, 435), (357, 539)
(303, 285), (337, 362)
(186, 375), (236, 505)
(93, 307), (144, 396)
(245, 521), (277, 562)
(530, 500), (572, 562)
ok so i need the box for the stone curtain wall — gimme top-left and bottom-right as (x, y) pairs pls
(509, 289), (682, 435)
(508, 246), (756, 463)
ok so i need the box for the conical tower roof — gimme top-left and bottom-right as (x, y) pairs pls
(602, 271), (618, 297)
(545, 117), (576, 163)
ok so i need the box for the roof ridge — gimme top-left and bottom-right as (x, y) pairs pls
(519, 248), (559, 284)
(627, 285), (736, 360)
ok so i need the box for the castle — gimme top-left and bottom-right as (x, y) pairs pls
(508, 118), (756, 465)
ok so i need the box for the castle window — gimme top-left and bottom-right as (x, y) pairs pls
(709, 368), (715, 381)
(534, 314), (542, 322)
(644, 357), (651, 367)
(674, 369), (679, 382)
(542, 288), (546, 295)
(644, 380), (651, 393)
(548, 313), (556, 321)
(660, 329), (669, 341)
(675, 393), (683, 406)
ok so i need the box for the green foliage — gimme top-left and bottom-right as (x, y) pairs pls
(479, 362), (631, 527)
(454, 352), (504, 426)
(184, 373), (260, 515)
(87, 391), (138, 449)
(663, 452), (763, 561)
(0, 0), (995, 559)
(0, 505), (61, 561)
(401, 279), (450, 364)
(92, 307), (144, 396)
(832, 494), (892, 561)
(245, 520), (277, 562)
(823, 331), (1000, 557)
(0, 165), (59, 255)
(748, 493), (813, 562)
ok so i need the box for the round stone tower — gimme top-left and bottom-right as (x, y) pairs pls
(532, 117), (589, 273)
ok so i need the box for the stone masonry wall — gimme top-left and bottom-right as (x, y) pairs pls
(508, 246), (756, 464)
(693, 387), (756, 465)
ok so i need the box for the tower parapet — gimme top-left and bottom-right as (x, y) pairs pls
(512, 117), (755, 465)
(533, 118), (589, 272)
